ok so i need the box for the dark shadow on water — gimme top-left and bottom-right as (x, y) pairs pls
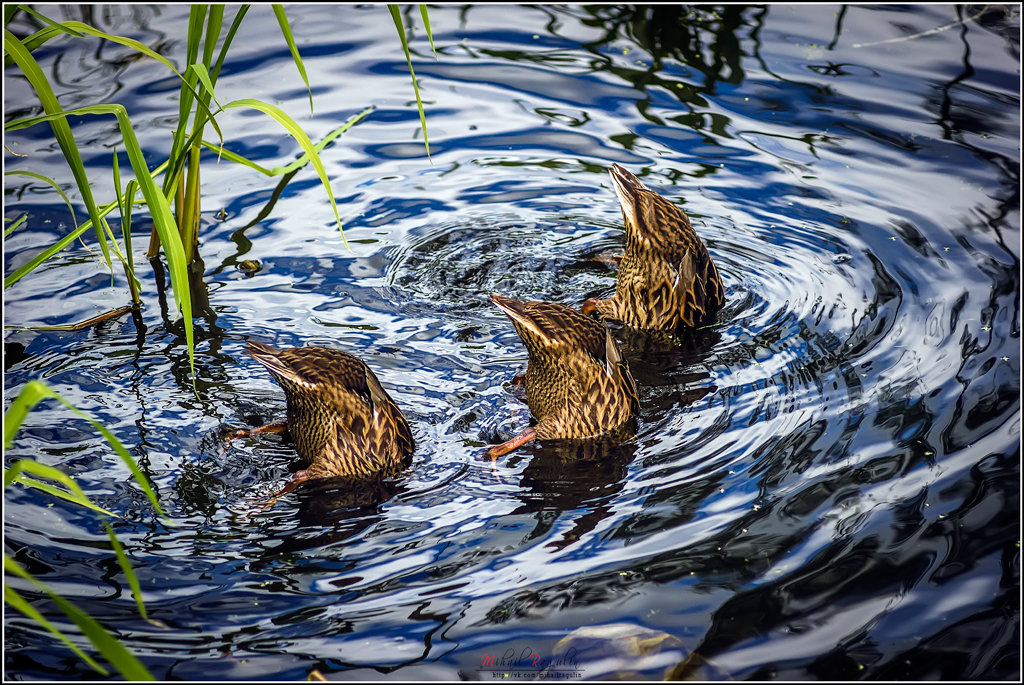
(508, 427), (639, 553)
(291, 473), (405, 527)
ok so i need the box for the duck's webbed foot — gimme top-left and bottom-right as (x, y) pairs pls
(260, 469), (310, 510)
(592, 251), (624, 267)
(486, 427), (538, 460)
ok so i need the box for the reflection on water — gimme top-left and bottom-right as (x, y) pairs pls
(4, 3), (1019, 681)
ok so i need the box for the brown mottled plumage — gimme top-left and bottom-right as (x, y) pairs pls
(582, 164), (725, 331)
(243, 341), (414, 480)
(487, 294), (639, 458)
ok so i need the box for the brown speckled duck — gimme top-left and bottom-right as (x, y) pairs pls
(238, 341), (414, 483)
(582, 164), (725, 332)
(487, 294), (639, 458)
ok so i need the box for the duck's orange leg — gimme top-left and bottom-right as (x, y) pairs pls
(226, 421), (287, 444)
(260, 469), (310, 510)
(486, 428), (537, 460)
(593, 252), (623, 267)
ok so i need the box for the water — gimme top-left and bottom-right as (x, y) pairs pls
(3, 4), (1019, 680)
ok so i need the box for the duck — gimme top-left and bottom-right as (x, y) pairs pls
(582, 164), (725, 332)
(487, 294), (639, 458)
(235, 341), (414, 484)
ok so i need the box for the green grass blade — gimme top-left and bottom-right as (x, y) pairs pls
(4, 29), (111, 268)
(5, 11), (214, 116)
(98, 105), (195, 391)
(4, 379), (52, 448)
(183, 62), (225, 149)
(13, 12), (177, 75)
(161, 6), (206, 200)
(119, 179), (141, 301)
(211, 5), (250, 82)
(5, 215), (93, 289)
(4, 103), (195, 391)
(4, 214), (28, 238)
(14, 5), (85, 37)
(5, 380), (167, 521)
(224, 98), (346, 245)
(272, 5), (313, 113)
(100, 520), (157, 625)
(111, 152), (141, 301)
(388, 5), (430, 160)
(162, 66), (201, 199)
(4, 170), (79, 230)
(2, 174), (156, 291)
(2, 24), (63, 68)
(5, 556), (155, 681)
(5, 464), (116, 517)
(199, 105), (374, 176)
(188, 62), (224, 114)
(202, 5), (223, 66)
(185, 4), (207, 65)
(4, 583), (109, 676)
(419, 4), (436, 57)
(4, 459), (114, 517)
(9, 10), (220, 146)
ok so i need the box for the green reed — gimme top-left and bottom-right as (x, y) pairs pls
(4, 4), (434, 382)
(4, 381), (169, 680)
(3, 4), (435, 678)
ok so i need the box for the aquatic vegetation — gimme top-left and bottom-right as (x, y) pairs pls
(4, 4), (434, 381)
(4, 381), (164, 680)
(3, 4), (434, 674)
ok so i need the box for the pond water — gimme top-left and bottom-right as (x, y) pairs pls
(3, 4), (1020, 681)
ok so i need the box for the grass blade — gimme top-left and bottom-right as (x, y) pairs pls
(4, 463), (116, 517)
(4, 214), (28, 238)
(2, 168), (159, 291)
(223, 98), (346, 245)
(199, 105), (373, 176)
(388, 5), (430, 160)
(5, 556), (155, 681)
(4, 29), (111, 268)
(211, 5), (250, 82)
(272, 5), (313, 113)
(5, 380), (167, 521)
(419, 4), (436, 57)
(113, 153), (142, 303)
(13, 5), (86, 37)
(13, 13), (177, 74)
(4, 583), (109, 676)
(4, 170), (78, 230)
(5, 103), (196, 391)
(101, 520), (161, 627)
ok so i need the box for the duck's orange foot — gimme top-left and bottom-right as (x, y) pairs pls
(511, 373), (526, 387)
(593, 251), (623, 267)
(260, 469), (310, 511)
(486, 428), (538, 460)
(225, 421), (287, 444)
(581, 298), (600, 316)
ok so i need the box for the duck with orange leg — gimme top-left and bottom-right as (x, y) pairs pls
(232, 341), (414, 496)
(487, 294), (639, 458)
(582, 164), (725, 332)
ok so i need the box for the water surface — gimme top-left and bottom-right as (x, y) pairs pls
(4, 4), (1019, 680)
